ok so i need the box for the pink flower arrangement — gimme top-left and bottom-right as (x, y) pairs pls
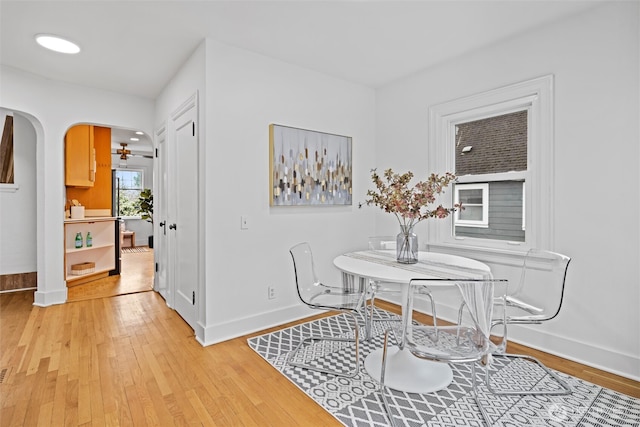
(365, 168), (459, 230)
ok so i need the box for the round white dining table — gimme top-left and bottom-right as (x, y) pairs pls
(333, 250), (491, 394)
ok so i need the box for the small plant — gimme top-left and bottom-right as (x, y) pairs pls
(136, 188), (153, 224)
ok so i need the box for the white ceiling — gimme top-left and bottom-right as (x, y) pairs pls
(1, 0), (601, 150)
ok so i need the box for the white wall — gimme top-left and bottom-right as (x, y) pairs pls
(159, 39), (376, 344)
(0, 66), (155, 305)
(375, 2), (639, 379)
(0, 111), (37, 275)
(156, 39), (377, 344)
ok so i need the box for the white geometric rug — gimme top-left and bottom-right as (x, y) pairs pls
(247, 309), (640, 427)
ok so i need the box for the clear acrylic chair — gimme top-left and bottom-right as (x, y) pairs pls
(288, 242), (367, 377)
(367, 236), (438, 332)
(380, 278), (508, 427)
(487, 248), (572, 395)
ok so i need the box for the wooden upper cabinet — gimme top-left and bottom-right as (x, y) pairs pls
(65, 125), (96, 187)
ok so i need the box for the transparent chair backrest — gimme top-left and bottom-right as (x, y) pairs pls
(289, 242), (321, 306)
(368, 236), (397, 250)
(508, 248), (571, 322)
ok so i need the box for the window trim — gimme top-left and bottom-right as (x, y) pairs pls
(454, 183), (489, 227)
(522, 182), (526, 231)
(428, 75), (554, 253)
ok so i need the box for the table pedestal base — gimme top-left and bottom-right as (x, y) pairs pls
(364, 346), (453, 394)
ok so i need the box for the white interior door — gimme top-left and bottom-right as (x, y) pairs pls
(168, 94), (199, 330)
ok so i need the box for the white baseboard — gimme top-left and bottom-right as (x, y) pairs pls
(196, 304), (320, 347)
(34, 287), (67, 306)
(507, 325), (640, 382)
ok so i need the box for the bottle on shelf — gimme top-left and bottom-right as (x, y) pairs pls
(75, 232), (83, 249)
(86, 231), (92, 247)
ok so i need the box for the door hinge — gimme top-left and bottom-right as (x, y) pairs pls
(155, 262), (159, 272)
(192, 291), (195, 305)
(155, 148), (158, 158)
(192, 122), (195, 136)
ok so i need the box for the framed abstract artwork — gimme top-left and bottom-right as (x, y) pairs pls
(269, 124), (352, 206)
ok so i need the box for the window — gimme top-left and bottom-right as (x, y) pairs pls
(455, 183), (489, 227)
(115, 169), (144, 217)
(454, 111), (527, 242)
(0, 112), (14, 184)
(428, 75), (554, 251)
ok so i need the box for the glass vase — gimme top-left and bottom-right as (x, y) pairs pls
(396, 225), (418, 264)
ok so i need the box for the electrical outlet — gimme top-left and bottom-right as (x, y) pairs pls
(268, 285), (276, 300)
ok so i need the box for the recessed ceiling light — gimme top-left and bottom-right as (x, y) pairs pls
(35, 34), (80, 54)
(135, 131), (144, 135)
(130, 137), (139, 141)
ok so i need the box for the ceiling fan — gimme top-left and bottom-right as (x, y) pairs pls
(112, 142), (154, 162)
(117, 142), (131, 160)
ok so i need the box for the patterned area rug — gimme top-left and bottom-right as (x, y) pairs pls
(122, 246), (149, 253)
(248, 309), (640, 426)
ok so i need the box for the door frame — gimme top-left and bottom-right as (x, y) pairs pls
(154, 123), (169, 302)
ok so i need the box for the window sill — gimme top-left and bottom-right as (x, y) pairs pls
(426, 241), (527, 268)
(0, 184), (19, 193)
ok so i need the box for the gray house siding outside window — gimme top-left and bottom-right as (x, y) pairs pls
(455, 181), (524, 241)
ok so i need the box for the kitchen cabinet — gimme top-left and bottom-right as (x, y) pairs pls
(64, 217), (116, 286)
(65, 124), (96, 187)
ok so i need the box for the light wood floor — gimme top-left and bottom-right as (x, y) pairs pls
(67, 248), (155, 302)
(1, 269), (638, 426)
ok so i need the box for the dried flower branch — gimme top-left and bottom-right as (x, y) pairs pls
(365, 168), (459, 229)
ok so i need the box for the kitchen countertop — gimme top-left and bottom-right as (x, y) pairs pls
(64, 216), (117, 223)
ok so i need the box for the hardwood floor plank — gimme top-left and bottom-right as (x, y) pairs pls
(141, 344), (172, 397)
(0, 405), (15, 427)
(50, 373), (68, 427)
(123, 383), (148, 427)
(76, 381), (91, 425)
(89, 379), (106, 427)
(127, 353), (158, 426)
(36, 401), (53, 427)
(184, 389), (216, 426)
(142, 378), (174, 427)
(37, 369), (59, 426)
(64, 378), (79, 427)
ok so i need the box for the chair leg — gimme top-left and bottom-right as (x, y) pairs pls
(471, 362), (493, 427)
(286, 310), (360, 378)
(485, 353), (572, 396)
(379, 328), (400, 427)
(423, 292), (438, 340)
(364, 292), (375, 341)
(365, 285), (400, 338)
